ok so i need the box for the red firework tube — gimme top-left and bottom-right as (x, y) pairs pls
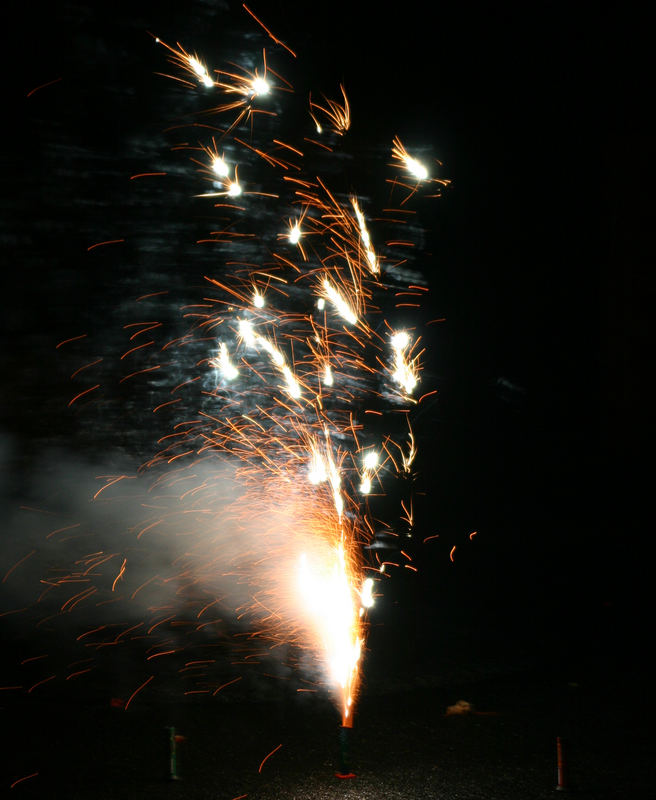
(556, 736), (567, 791)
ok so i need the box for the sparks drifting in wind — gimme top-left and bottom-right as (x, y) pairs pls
(309, 84), (351, 135)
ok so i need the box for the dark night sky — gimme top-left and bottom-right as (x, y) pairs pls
(1, 1), (649, 694)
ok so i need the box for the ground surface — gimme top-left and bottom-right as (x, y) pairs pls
(3, 657), (651, 799)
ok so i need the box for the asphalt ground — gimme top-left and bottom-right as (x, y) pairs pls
(3, 654), (650, 800)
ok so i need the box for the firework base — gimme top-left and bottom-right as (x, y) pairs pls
(335, 723), (355, 778)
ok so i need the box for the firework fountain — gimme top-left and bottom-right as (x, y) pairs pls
(9, 4), (450, 781)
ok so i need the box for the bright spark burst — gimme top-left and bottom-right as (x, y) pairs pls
(288, 222), (302, 244)
(153, 38), (216, 89)
(391, 136), (429, 181)
(226, 178), (242, 197)
(352, 198), (379, 275)
(391, 330), (420, 396)
(359, 450), (379, 495)
(188, 56), (215, 88)
(210, 342), (239, 381)
(321, 278), (358, 326)
(250, 75), (271, 96)
(211, 155), (229, 178)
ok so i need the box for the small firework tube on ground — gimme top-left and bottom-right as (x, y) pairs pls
(556, 736), (568, 790)
(166, 725), (182, 780)
(335, 723), (356, 778)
